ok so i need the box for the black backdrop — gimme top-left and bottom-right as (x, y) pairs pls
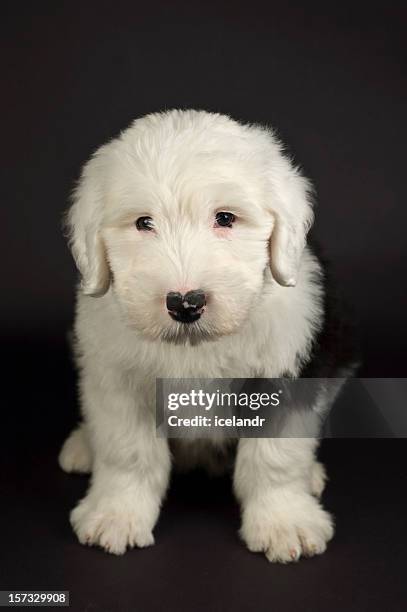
(2, 3), (407, 611)
(3, 1), (407, 369)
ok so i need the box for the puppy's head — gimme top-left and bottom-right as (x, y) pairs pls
(66, 110), (313, 343)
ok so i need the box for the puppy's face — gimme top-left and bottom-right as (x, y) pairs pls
(102, 173), (273, 343)
(68, 111), (313, 344)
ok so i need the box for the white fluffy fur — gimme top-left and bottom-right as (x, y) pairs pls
(60, 110), (333, 562)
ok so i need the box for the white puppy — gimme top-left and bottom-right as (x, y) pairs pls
(59, 110), (353, 562)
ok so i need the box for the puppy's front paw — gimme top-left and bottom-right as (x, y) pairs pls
(70, 494), (155, 555)
(241, 491), (334, 563)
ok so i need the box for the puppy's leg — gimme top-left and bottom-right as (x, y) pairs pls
(70, 367), (171, 555)
(59, 423), (92, 474)
(234, 438), (333, 563)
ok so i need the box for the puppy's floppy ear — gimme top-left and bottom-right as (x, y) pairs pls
(65, 150), (110, 297)
(268, 161), (314, 287)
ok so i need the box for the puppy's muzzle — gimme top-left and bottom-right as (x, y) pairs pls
(166, 290), (206, 323)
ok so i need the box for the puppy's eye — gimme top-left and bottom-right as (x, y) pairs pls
(135, 216), (154, 231)
(215, 212), (236, 228)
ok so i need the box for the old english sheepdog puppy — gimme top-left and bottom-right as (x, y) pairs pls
(59, 110), (356, 562)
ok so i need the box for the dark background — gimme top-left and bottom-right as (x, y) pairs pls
(1, 2), (407, 611)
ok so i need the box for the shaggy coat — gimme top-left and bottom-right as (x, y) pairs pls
(59, 110), (355, 562)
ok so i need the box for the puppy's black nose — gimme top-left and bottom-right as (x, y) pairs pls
(166, 290), (206, 323)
